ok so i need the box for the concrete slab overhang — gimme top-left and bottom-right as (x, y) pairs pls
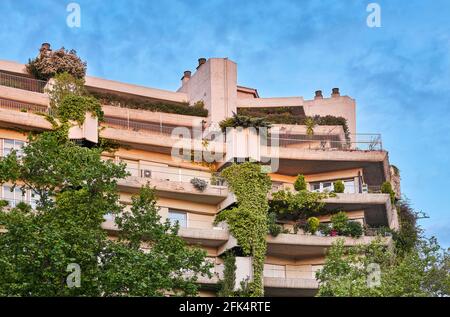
(0, 85), (48, 107)
(117, 176), (228, 204)
(323, 193), (393, 227)
(266, 234), (392, 259)
(264, 277), (319, 297)
(100, 126), (226, 156)
(0, 107), (52, 131)
(263, 149), (390, 186)
(102, 220), (229, 248)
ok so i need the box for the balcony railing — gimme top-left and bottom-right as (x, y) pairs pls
(269, 133), (382, 151)
(0, 97), (49, 113)
(0, 72), (47, 93)
(121, 166), (228, 196)
(103, 116), (197, 136)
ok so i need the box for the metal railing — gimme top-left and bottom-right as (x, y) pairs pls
(270, 134), (382, 151)
(121, 166), (227, 195)
(0, 71), (47, 93)
(103, 116), (196, 136)
(0, 97), (49, 113)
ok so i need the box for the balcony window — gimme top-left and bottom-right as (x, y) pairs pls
(168, 209), (187, 228)
(2, 139), (25, 157)
(1, 185), (25, 207)
(310, 179), (356, 194)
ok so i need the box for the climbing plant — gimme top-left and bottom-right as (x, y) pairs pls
(217, 251), (237, 297)
(215, 162), (271, 297)
(47, 73), (103, 126)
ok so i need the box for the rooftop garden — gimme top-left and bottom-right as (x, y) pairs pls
(89, 90), (208, 117)
(26, 46), (87, 81)
(231, 108), (351, 140)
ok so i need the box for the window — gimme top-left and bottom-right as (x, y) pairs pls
(2, 139), (25, 157)
(310, 179), (356, 193)
(168, 209), (187, 228)
(2, 185), (25, 207)
(343, 179), (356, 194)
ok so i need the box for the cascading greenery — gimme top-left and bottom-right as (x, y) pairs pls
(215, 162), (272, 297)
(218, 251), (237, 297)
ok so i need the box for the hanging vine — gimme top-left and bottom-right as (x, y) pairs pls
(215, 162), (271, 297)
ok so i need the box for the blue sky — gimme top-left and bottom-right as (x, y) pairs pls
(0, 0), (449, 247)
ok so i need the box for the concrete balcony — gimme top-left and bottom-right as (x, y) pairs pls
(100, 125), (225, 155)
(117, 175), (228, 204)
(266, 233), (392, 258)
(0, 107), (51, 131)
(102, 218), (229, 248)
(264, 277), (319, 297)
(322, 193), (397, 229)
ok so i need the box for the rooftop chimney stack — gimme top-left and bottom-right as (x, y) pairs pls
(39, 43), (51, 56)
(197, 58), (207, 69)
(331, 87), (340, 98)
(181, 70), (191, 84)
(314, 90), (323, 99)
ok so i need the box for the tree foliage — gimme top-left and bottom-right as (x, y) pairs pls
(316, 237), (449, 297)
(0, 129), (211, 296)
(26, 47), (87, 81)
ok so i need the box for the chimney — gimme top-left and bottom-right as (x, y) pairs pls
(314, 90), (323, 99)
(181, 70), (191, 84)
(39, 43), (51, 56)
(197, 58), (207, 69)
(331, 87), (340, 97)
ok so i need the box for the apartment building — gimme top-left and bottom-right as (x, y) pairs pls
(0, 45), (399, 297)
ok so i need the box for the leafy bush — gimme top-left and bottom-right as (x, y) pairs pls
(57, 95), (103, 125)
(294, 174), (307, 191)
(345, 221), (363, 238)
(219, 112), (271, 132)
(47, 72), (87, 109)
(238, 106), (305, 124)
(333, 180), (345, 193)
(306, 217), (320, 234)
(26, 47), (87, 81)
(89, 91), (208, 117)
(330, 211), (349, 234)
(267, 212), (283, 237)
(190, 178), (208, 192)
(381, 181), (396, 204)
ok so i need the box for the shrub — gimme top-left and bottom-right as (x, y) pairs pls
(26, 47), (87, 81)
(219, 112), (271, 132)
(318, 223), (332, 236)
(294, 174), (307, 191)
(345, 221), (363, 238)
(381, 181), (396, 204)
(306, 217), (320, 234)
(89, 91), (208, 117)
(333, 180), (345, 193)
(330, 211), (349, 235)
(267, 212), (283, 237)
(190, 178), (208, 192)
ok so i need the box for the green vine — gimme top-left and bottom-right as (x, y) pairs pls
(218, 251), (236, 297)
(215, 162), (271, 296)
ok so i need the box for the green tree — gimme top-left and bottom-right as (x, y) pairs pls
(316, 237), (449, 297)
(293, 174), (307, 191)
(0, 129), (211, 296)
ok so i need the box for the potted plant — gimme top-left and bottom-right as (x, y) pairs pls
(190, 177), (208, 192)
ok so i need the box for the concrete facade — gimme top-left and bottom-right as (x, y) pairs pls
(0, 55), (400, 297)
